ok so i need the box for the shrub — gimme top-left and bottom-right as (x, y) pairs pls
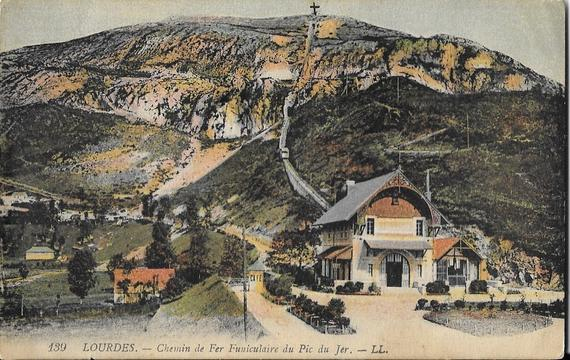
(518, 300), (528, 311)
(354, 282), (364, 292)
(531, 303), (547, 315)
(162, 274), (188, 300)
(321, 277), (334, 287)
(430, 299), (440, 311)
(548, 299), (564, 317)
(469, 280), (488, 294)
(327, 298), (346, 320)
(368, 282), (380, 294)
(344, 281), (354, 291)
(339, 316), (350, 327)
(336, 285), (345, 294)
(454, 299), (465, 309)
(294, 267), (316, 287)
(265, 275), (293, 297)
(426, 281), (449, 295)
(417, 298), (428, 310)
(476, 302), (486, 310)
(500, 300), (508, 311)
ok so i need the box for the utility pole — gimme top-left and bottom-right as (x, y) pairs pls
(466, 113), (470, 149)
(0, 235), (4, 294)
(242, 229), (248, 342)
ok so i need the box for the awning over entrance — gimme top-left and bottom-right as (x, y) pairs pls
(364, 239), (431, 251)
(318, 245), (352, 260)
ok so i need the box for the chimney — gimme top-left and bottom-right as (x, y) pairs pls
(426, 169), (432, 201)
(345, 180), (356, 195)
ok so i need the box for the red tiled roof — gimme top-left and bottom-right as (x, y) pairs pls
(432, 237), (459, 260)
(113, 268), (175, 290)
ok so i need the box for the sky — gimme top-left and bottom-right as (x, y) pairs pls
(0, 0), (565, 84)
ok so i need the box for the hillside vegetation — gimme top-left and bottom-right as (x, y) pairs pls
(287, 77), (566, 279)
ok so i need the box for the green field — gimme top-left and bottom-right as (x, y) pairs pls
(92, 222), (153, 262)
(160, 275), (242, 318)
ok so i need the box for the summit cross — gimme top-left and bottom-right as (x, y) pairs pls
(310, 2), (320, 16)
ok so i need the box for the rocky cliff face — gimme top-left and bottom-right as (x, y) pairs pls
(0, 16), (562, 140)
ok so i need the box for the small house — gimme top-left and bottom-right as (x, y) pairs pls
(247, 255), (268, 293)
(113, 268), (175, 304)
(25, 246), (56, 261)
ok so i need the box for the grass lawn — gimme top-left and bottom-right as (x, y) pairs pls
(160, 275), (242, 318)
(92, 222), (153, 262)
(172, 230), (259, 269)
(4, 270), (113, 308)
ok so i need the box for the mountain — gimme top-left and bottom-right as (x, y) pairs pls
(0, 16), (565, 285)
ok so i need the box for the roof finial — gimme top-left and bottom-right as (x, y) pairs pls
(397, 151), (402, 171)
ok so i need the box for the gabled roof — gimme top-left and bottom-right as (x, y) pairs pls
(113, 268), (175, 290)
(248, 258), (267, 272)
(314, 171), (395, 225)
(26, 246), (55, 253)
(433, 237), (484, 260)
(313, 169), (450, 226)
(432, 237), (459, 260)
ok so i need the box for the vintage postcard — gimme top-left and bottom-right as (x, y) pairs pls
(0, 0), (566, 358)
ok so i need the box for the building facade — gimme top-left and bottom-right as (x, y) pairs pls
(113, 268), (175, 304)
(313, 169), (487, 289)
(25, 246), (56, 261)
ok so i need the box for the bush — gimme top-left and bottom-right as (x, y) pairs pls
(321, 277), (334, 287)
(265, 275), (293, 297)
(417, 298), (428, 310)
(454, 299), (465, 309)
(426, 281), (449, 295)
(336, 285), (345, 294)
(162, 274), (188, 300)
(430, 299), (440, 311)
(294, 267), (316, 287)
(548, 299), (564, 317)
(327, 298), (346, 320)
(518, 300), (528, 311)
(531, 303), (547, 315)
(500, 300), (508, 311)
(469, 280), (488, 294)
(339, 316), (350, 327)
(354, 282), (364, 292)
(368, 282), (380, 294)
(476, 302), (486, 310)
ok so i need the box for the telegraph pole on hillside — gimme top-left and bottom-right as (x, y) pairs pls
(242, 229), (248, 341)
(466, 113), (470, 149)
(0, 235), (4, 294)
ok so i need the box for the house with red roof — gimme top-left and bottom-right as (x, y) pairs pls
(313, 168), (487, 289)
(113, 268), (175, 304)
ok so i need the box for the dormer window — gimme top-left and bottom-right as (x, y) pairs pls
(416, 219), (424, 236)
(391, 189), (399, 205)
(366, 218), (375, 235)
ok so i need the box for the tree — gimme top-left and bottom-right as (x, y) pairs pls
(327, 298), (346, 320)
(184, 195), (201, 232)
(67, 249), (97, 304)
(107, 253), (125, 280)
(144, 222), (176, 268)
(267, 230), (316, 273)
(18, 262), (29, 279)
(162, 274), (188, 300)
(182, 230), (213, 283)
(218, 236), (245, 277)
